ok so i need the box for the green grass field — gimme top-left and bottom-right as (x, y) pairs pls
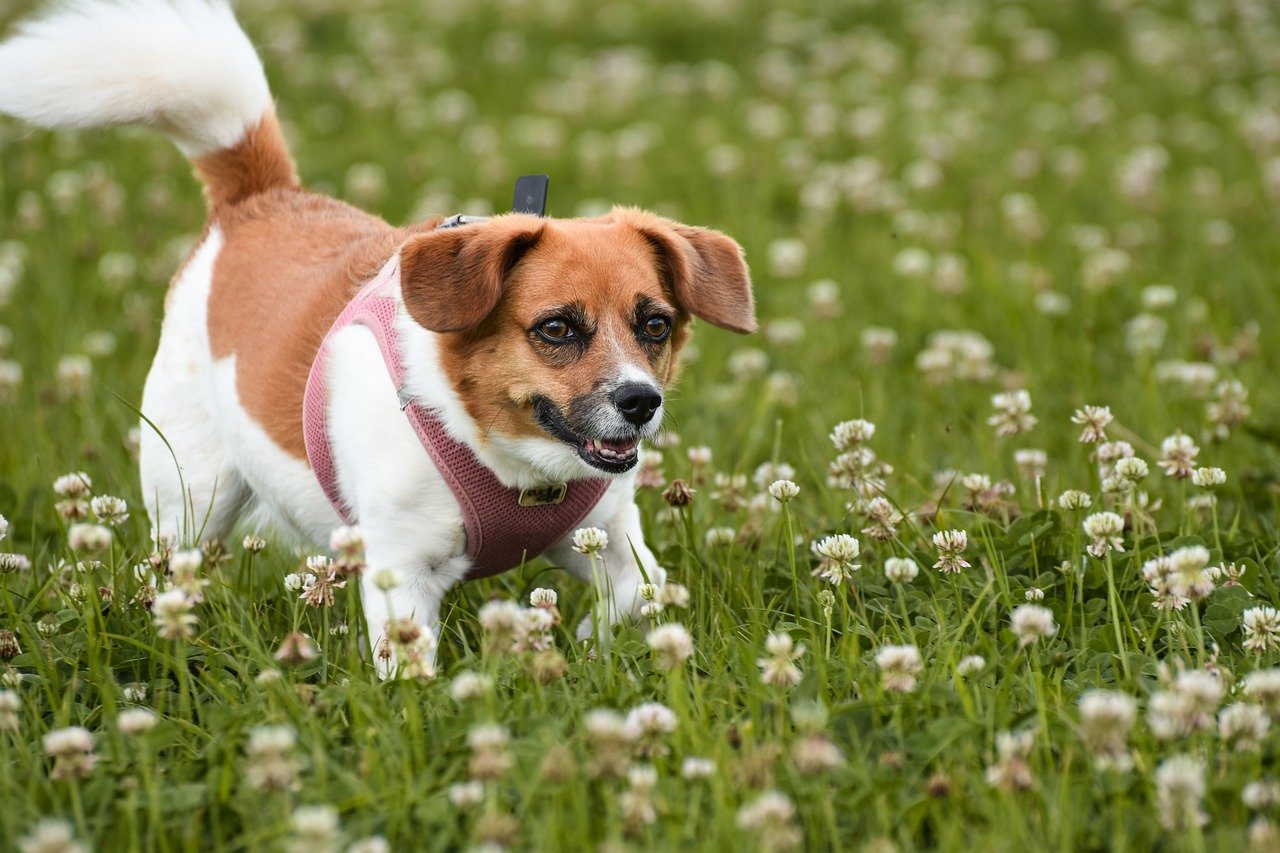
(4, 0), (1280, 849)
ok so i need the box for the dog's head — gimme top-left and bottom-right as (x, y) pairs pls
(399, 207), (754, 478)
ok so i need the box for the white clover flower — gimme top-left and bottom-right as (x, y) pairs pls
(884, 557), (919, 584)
(810, 534), (861, 584)
(18, 819), (86, 853)
(1143, 285), (1178, 310)
(957, 655), (986, 677)
(681, 757), (716, 780)
(67, 523), (112, 552)
(584, 708), (634, 747)
(449, 672), (493, 702)
(758, 631), (804, 688)
(986, 729), (1036, 791)
(626, 702), (678, 739)
(1015, 449), (1048, 479)
(1071, 405), (1113, 443)
(932, 529), (970, 573)
(466, 723), (510, 752)
(736, 791), (800, 851)
(704, 527), (736, 547)
(646, 623), (694, 670)
(1083, 511), (1125, 556)
(89, 495), (128, 526)
(830, 419), (876, 450)
(1078, 690), (1136, 771)
(1192, 467), (1226, 488)
(1243, 669), (1280, 714)
(1243, 607), (1280, 654)
(571, 527), (609, 555)
(1156, 755), (1207, 830)
(152, 590), (196, 641)
(876, 644), (922, 693)
(347, 838), (389, 853)
(529, 588), (558, 608)
(1244, 781), (1280, 811)
(727, 348), (769, 381)
(477, 599), (523, 639)
(0, 513), (6, 542)
(1166, 546), (1215, 602)
(328, 524), (365, 556)
(1057, 489), (1092, 510)
(860, 496), (903, 540)
(1158, 432), (1200, 480)
(1113, 457), (1149, 483)
(117, 708), (158, 736)
(988, 389), (1037, 437)
(283, 573), (306, 592)
(43, 726), (96, 780)
(289, 804), (340, 847)
(687, 446), (713, 466)
(52, 472), (92, 498)
(448, 780), (485, 808)
(766, 238), (807, 278)
(242, 534), (266, 553)
(1149, 670), (1224, 740)
(1219, 704), (1270, 751)
(0, 553), (31, 573)
(0, 688), (19, 731)
(43, 726), (93, 756)
(861, 327), (898, 363)
(767, 479), (800, 502)
(1025, 587), (1045, 603)
(1011, 605), (1057, 647)
(656, 583), (690, 609)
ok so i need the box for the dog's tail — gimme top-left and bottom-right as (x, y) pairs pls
(0, 0), (297, 208)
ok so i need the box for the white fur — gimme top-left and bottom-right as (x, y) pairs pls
(0, 0), (271, 155)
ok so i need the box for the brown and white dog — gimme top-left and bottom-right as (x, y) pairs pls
(0, 0), (754, 667)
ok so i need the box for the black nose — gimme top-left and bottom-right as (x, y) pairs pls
(611, 383), (662, 427)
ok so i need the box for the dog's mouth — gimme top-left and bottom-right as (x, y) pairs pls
(533, 397), (640, 474)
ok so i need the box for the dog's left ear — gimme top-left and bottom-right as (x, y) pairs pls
(399, 216), (545, 333)
(633, 217), (756, 334)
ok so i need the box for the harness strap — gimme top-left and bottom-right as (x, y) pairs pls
(302, 255), (610, 579)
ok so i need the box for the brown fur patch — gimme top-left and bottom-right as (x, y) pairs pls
(207, 189), (439, 458)
(193, 109), (298, 210)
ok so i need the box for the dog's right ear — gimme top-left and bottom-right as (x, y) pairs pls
(399, 216), (545, 333)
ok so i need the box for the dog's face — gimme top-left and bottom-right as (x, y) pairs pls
(400, 207), (754, 476)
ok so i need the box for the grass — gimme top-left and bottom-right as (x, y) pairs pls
(3, 0), (1280, 849)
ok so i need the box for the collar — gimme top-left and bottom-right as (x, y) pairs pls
(302, 221), (610, 579)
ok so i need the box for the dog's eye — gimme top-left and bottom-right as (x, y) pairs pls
(641, 316), (671, 341)
(537, 318), (575, 342)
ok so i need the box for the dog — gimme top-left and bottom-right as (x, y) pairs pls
(0, 0), (754, 671)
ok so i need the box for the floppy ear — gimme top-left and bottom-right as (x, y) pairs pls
(635, 218), (756, 334)
(399, 216), (544, 333)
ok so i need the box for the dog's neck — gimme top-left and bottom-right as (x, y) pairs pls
(394, 297), (612, 492)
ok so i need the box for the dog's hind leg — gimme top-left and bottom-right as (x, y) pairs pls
(139, 231), (247, 548)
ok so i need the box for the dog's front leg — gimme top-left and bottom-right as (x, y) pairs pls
(545, 494), (667, 644)
(359, 548), (470, 680)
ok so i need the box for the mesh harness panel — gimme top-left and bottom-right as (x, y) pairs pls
(302, 255), (610, 579)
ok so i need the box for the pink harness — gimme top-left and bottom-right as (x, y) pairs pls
(302, 254), (610, 579)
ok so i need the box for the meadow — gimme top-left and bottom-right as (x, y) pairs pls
(3, 0), (1280, 849)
